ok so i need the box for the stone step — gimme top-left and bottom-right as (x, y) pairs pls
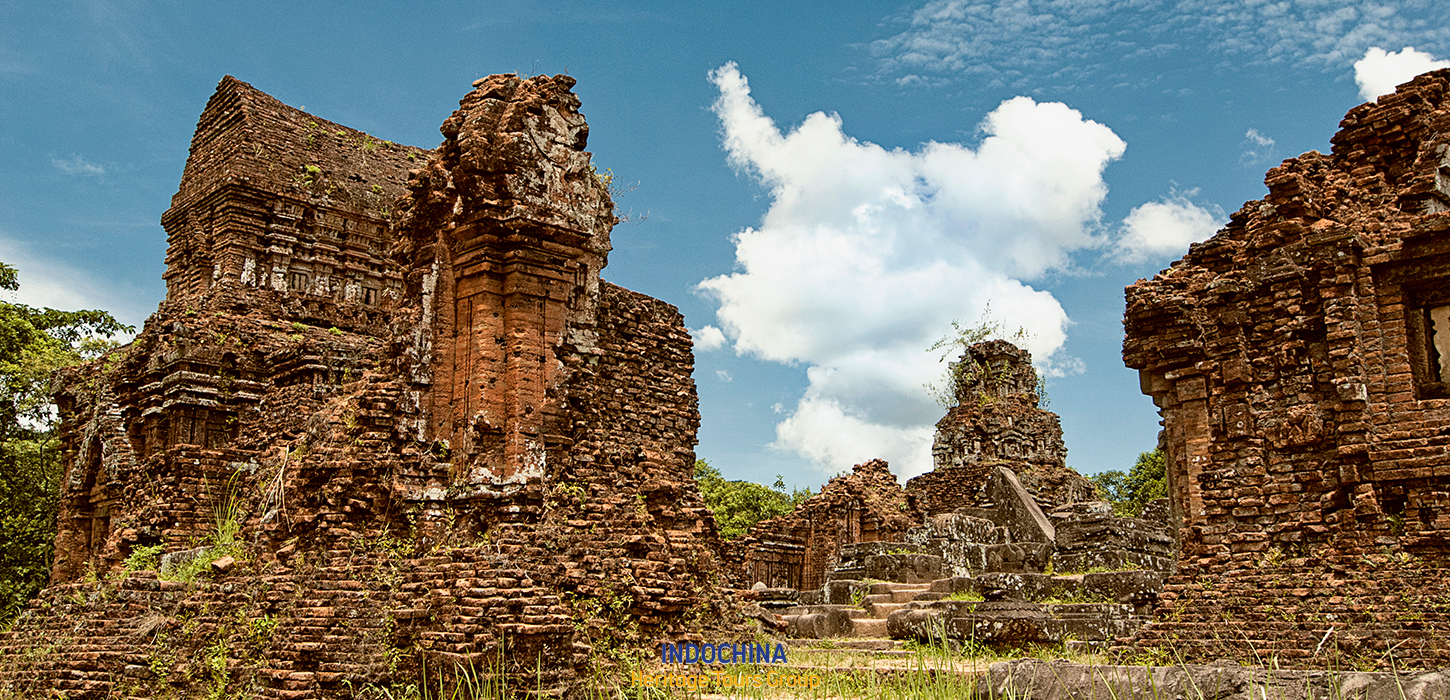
(862, 593), (896, 606)
(869, 602), (908, 618)
(851, 618), (889, 637)
(870, 582), (932, 595)
(785, 604), (869, 619)
(891, 589), (924, 603)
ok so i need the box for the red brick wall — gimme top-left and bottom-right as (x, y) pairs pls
(1123, 69), (1450, 668)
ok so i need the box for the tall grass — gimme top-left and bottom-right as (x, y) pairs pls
(340, 637), (1435, 700)
(974, 644), (1433, 700)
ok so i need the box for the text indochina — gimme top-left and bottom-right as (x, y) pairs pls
(660, 641), (788, 664)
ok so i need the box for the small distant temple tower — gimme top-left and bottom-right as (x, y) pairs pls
(910, 339), (1094, 515)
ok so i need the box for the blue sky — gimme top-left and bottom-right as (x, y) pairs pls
(3, 1), (1448, 490)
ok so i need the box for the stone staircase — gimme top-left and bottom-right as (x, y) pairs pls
(780, 581), (928, 640)
(780, 571), (1159, 649)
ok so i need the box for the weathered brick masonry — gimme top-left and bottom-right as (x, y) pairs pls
(0, 75), (725, 699)
(909, 340), (1094, 517)
(1124, 70), (1450, 668)
(723, 459), (918, 591)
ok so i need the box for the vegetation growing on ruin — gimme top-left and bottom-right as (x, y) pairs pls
(944, 589), (985, 602)
(925, 305), (1047, 409)
(1091, 448), (1167, 517)
(694, 459), (813, 540)
(0, 262), (130, 624)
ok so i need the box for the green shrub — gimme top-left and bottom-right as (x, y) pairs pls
(694, 460), (813, 540)
(123, 544), (164, 573)
(1091, 448), (1166, 517)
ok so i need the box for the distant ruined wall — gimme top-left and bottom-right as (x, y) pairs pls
(1123, 70), (1450, 668)
(0, 75), (725, 700)
(723, 460), (918, 591)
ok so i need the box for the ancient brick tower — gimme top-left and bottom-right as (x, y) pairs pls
(392, 76), (619, 488)
(1124, 70), (1450, 667)
(908, 340), (1094, 516)
(0, 75), (723, 698)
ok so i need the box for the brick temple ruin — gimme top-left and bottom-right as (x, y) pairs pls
(910, 340), (1096, 516)
(0, 74), (728, 699)
(728, 342), (1174, 648)
(725, 72), (1450, 667)
(8, 65), (1450, 700)
(722, 458), (917, 592)
(1123, 69), (1450, 667)
(727, 341), (1104, 589)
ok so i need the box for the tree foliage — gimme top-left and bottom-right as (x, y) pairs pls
(1091, 447), (1167, 517)
(694, 459), (813, 540)
(0, 262), (130, 623)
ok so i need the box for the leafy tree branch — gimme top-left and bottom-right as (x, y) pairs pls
(0, 261), (131, 622)
(694, 459), (812, 540)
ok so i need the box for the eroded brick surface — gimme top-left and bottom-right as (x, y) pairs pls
(0, 75), (729, 699)
(1123, 69), (1450, 668)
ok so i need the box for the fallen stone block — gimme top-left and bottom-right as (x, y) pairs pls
(862, 553), (943, 583)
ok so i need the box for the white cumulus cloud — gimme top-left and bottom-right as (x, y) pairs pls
(1115, 191), (1226, 264)
(692, 325), (726, 351)
(1354, 46), (1450, 101)
(1244, 129), (1273, 148)
(699, 62), (1125, 478)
